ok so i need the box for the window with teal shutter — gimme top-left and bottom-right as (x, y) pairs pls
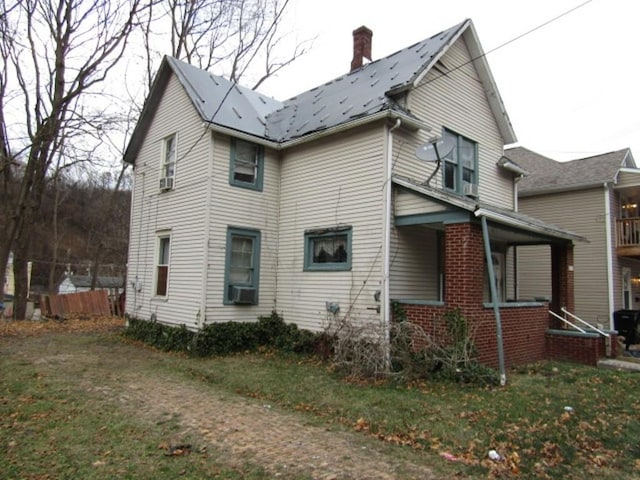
(229, 138), (264, 191)
(442, 129), (477, 194)
(224, 227), (261, 304)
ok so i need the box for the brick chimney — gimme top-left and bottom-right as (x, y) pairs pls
(350, 26), (373, 72)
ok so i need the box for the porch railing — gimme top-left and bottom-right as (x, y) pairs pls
(560, 307), (610, 337)
(616, 217), (640, 247)
(550, 308), (612, 357)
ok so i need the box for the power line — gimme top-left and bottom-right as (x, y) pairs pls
(416, 0), (594, 91)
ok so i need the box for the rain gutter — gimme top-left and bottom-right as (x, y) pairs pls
(203, 110), (430, 151)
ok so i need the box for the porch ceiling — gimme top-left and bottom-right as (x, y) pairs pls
(392, 175), (587, 246)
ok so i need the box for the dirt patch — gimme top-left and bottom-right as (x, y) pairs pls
(1, 319), (440, 479)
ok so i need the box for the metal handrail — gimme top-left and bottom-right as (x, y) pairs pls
(561, 307), (610, 338)
(549, 310), (586, 333)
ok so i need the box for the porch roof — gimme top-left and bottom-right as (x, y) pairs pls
(392, 176), (587, 244)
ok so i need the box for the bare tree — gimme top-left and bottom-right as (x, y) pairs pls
(136, 0), (310, 92)
(0, 0), (308, 319)
(0, 0), (147, 319)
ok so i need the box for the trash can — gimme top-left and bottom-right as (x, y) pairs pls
(613, 310), (640, 350)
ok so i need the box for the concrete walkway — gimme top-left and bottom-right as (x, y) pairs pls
(598, 358), (640, 371)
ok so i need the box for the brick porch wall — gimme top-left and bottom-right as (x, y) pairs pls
(546, 331), (619, 366)
(395, 221), (580, 369)
(400, 304), (548, 369)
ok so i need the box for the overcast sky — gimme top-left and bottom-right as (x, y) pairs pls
(257, 0), (639, 162)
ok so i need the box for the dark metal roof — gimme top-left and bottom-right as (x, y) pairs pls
(506, 147), (635, 196)
(265, 21), (467, 141)
(124, 18), (515, 164)
(165, 20), (468, 142)
(167, 57), (283, 139)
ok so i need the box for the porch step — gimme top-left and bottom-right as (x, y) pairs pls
(598, 358), (640, 372)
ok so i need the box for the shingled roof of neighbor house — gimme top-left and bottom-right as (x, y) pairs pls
(124, 18), (516, 164)
(506, 147), (636, 196)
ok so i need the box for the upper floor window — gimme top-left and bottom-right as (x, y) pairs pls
(160, 134), (176, 191)
(304, 227), (352, 271)
(229, 138), (264, 191)
(224, 227), (261, 305)
(156, 233), (171, 297)
(442, 129), (477, 195)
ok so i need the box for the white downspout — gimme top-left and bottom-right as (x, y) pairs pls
(382, 119), (401, 367)
(604, 183), (614, 329)
(198, 130), (215, 328)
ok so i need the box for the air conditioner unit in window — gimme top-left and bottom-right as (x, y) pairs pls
(159, 177), (174, 191)
(463, 182), (478, 198)
(231, 286), (257, 304)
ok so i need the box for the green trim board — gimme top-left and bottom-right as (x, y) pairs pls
(229, 138), (264, 191)
(223, 227), (261, 305)
(304, 226), (352, 271)
(395, 211), (471, 226)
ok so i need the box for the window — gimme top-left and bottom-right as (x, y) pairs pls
(224, 228), (261, 304)
(156, 234), (171, 297)
(160, 134), (176, 190)
(229, 138), (264, 190)
(304, 227), (352, 271)
(442, 129), (477, 194)
(484, 251), (506, 303)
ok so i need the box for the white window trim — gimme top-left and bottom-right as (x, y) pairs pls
(154, 231), (172, 299)
(160, 134), (177, 191)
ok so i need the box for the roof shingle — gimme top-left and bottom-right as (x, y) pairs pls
(506, 146), (634, 195)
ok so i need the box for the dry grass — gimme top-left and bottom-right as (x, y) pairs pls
(0, 315), (126, 337)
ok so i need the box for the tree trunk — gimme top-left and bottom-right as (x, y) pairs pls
(12, 246), (29, 320)
(48, 174), (61, 294)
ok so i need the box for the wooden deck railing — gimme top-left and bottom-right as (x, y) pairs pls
(616, 217), (640, 247)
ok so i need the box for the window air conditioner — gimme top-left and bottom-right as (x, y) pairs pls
(463, 182), (478, 198)
(159, 177), (174, 191)
(231, 286), (257, 304)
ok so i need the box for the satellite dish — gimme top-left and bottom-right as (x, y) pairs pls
(415, 136), (456, 162)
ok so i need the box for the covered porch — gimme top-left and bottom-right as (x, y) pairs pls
(390, 177), (584, 370)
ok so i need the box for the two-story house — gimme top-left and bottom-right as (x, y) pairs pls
(124, 20), (586, 370)
(507, 146), (640, 334)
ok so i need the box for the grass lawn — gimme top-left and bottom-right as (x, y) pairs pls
(2, 322), (640, 479)
(186, 352), (640, 479)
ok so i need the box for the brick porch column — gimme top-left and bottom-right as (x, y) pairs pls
(551, 243), (575, 325)
(444, 222), (484, 308)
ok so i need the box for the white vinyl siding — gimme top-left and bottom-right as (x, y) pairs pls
(394, 189), (450, 217)
(276, 125), (385, 332)
(392, 37), (513, 209)
(126, 74), (211, 328)
(126, 74), (279, 328)
(390, 225), (441, 301)
(203, 133), (280, 323)
(519, 187), (611, 325)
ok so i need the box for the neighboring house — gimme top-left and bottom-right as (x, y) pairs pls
(124, 19), (585, 369)
(507, 146), (640, 330)
(58, 275), (124, 296)
(2, 251), (32, 298)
